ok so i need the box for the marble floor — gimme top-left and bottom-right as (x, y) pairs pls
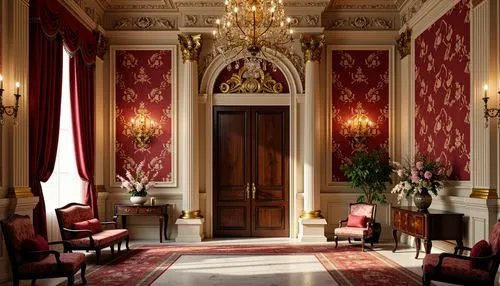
(3, 239), (462, 286)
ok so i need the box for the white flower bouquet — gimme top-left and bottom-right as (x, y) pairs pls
(116, 160), (157, 196)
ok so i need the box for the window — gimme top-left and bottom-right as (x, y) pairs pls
(42, 49), (84, 241)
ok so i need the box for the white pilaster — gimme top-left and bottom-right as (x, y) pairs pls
(175, 34), (204, 242)
(298, 35), (327, 242)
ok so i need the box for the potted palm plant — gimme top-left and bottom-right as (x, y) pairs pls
(340, 148), (394, 242)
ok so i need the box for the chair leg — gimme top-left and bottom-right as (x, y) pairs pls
(126, 237), (130, 250)
(118, 241), (122, 252)
(67, 275), (74, 286)
(96, 249), (101, 264)
(81, 262), (87, 285)
(371, 241), (374, 247)
(348, 238), (351, 244)
(110, 245), (115, 258)
(31, 279), (36, 286)
(334, 236), (338, 248)
(361, 237), (365, 252)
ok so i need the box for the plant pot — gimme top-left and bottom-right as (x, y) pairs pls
(413, 189), (432, 212)
(130, 196), (147, 205)
(365, 222), (382, 244)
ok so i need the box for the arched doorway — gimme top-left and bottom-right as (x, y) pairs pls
(200, 51), (303, 238)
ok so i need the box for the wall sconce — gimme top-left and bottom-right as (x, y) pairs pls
(125, 105), (161, 149)
(482, 84), (500, 128)
(340, 113), (379, 147)
(0, 74), (22, 125)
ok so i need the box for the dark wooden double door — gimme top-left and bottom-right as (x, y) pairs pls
(213, 106), (289, 237)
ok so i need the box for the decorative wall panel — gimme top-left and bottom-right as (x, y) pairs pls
(114, 48), (176, 185)
(330, 49), (390, 182)
(414, 0), (471, 181)
(213, 59), (289, 94)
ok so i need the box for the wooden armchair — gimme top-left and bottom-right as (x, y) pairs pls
(333, 203), (377, 251)
(422, 221), (500, 286)
(55, 203), (129, 264)
(1, 214), (86, 286)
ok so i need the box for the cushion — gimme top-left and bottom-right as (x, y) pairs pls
(334, 226), (373, 238)
(18, 252), (85, 275)
(68, 229), (129, 248)
(470, 240), (492, 269)
(73, 218), (103, 238)
(21, 235), (49, 262)
(347, 214), (366, 227)
(423, 253), (489, 283)
(56, 205), (93, 239)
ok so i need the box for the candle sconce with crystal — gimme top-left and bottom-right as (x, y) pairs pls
(124, 105), (161, 149)
(0, 75), (22, 125)
(340, 113), (379, 147)
(482, 84), (500, 128)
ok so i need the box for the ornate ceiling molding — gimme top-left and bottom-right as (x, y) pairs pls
(106, 15), (177, 30)
(399, 0), (428, 26)
(324, 15), (396, 30)
(105, 0), (176, 10)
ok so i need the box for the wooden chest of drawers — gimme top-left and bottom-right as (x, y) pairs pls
(391, 206), (464, 258)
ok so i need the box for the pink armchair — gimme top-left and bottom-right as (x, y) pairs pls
(55, 203), (129, 264)
(1, 214), (86, 286)
(422, 221), (500, 286)
(333, 203), (377, 251)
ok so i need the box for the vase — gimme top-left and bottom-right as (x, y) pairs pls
(413, 189), (432, 212)
(130, 196), (147, 205)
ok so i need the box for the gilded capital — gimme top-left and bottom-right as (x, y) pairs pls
(396, 28), (411, 59)
(178, 34), (202, 63)
(301, 34), (325, 63)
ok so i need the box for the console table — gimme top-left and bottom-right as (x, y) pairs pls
(113, 204), (170, 243)
(391, 206), (464, 259)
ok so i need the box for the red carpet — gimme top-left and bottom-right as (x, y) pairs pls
(76, 244), (424, 285)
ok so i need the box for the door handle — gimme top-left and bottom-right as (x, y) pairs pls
(252, 182), (256, 199)
(245, 182), (250, 200)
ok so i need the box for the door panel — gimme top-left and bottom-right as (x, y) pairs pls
(252, 107), (289, 237)
(213, 107), (251, 237)
(213, 106), (289, 237)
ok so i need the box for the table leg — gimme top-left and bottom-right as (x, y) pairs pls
(456, 239), (464, 255)
(122, 216), (127, 229)
(159, 216), (164, 243)
(163, 214), (168, 240)
(415, 238), (421, 259)
(392, 229), (398, 252)
(424, 239), (432, 255)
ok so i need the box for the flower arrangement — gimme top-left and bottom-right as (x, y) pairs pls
(116, 160), (157, 197)
(391, 155), (447, 203)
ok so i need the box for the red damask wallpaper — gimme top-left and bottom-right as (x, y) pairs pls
(115, 49), (174, 184)
(331, 50), (390, 182)
(214, 58), (289, 93)
(415, 0), (470, 181)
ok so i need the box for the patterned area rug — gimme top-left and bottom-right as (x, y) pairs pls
(75, 245), (424, 286)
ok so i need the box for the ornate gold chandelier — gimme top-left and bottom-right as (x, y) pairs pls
(213, 0), (294, 75)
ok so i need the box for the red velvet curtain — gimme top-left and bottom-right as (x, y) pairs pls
(70, 52), (98, 218)
(29, 22), (63, 239)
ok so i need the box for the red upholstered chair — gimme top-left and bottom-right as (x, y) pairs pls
(55, 203), (129, 264)
(1, 214), (86, 286)
(422, 221), (500, 286)
(333, 203), (377, 251)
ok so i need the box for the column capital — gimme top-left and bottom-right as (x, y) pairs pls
(396, 28), (412, 59)
(300, 34), (325, 63)
(178, 34), (202, 63)
(472, 0), (485, 8)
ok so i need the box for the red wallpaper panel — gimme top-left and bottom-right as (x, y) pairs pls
(331, 50), (390, 182)
(115, 50), (174, 183)
(415, 0), (470, 181)
(214, 58), (289, 93)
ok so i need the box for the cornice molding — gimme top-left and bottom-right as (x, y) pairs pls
(106, 15), (178, 30)
(323, 14), (396, 30)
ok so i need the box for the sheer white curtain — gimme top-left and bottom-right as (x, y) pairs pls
(41, 50), (84, 242)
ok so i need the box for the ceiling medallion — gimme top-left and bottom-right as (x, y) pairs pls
(212, 0), (295, 79)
